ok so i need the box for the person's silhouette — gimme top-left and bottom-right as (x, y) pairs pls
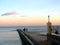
(55, 30), (58, 34)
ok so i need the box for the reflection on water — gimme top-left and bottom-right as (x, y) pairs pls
(0, 31), (22, 45)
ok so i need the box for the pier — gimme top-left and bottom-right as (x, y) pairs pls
(16, 15), (60, 45)
(17, 29), (39, 45)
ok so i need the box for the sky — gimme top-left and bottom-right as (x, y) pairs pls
(0, 0), (60, 26)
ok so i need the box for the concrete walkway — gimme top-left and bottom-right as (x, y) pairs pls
(25, 31), (47, 45)
(25, 31), (47, 42)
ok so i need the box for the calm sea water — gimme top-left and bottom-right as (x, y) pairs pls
(0, 31), (22, 45)
(0, 26), (47, 32)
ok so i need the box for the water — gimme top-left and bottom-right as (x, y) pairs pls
(0, 31), (22, 45)
(0, 26), (47, 32)
(52, 25), (60, 33)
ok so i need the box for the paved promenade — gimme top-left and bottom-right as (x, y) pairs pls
(25, 31), (47, 45)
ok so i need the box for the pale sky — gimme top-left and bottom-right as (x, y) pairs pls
(0, 0), (60, 26)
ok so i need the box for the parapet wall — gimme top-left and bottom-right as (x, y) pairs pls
(17, 29), (39, 45)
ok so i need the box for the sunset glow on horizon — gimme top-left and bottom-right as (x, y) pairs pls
(0, 15), (60, 26)
(0, 0), (60, 26)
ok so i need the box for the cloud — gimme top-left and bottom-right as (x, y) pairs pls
(1, 12), (18, 16)
(1, 11), (28, 18)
